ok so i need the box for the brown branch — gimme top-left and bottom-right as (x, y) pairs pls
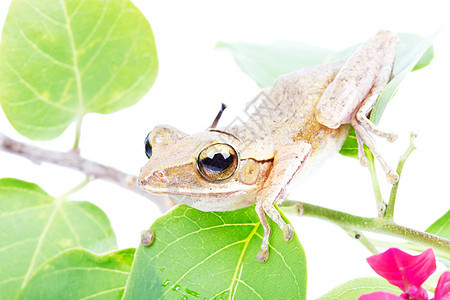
(0, 132), (173, 212)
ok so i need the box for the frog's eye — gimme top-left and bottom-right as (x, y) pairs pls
(197, 143), (239, 181)
(144, 134), (152, 159)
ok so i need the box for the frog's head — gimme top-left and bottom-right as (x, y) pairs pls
(138, 125), (271, 211)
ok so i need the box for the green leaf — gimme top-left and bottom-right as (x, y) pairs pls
(217, 33), (433, 89)
(0, 178), (117, 299)
(123, 204), (307, 299)
(338, 128), (359, 159)
(317, 277), (402, 300)
(216, 41), (356, 88)
(17, 248), (135, 300)
(426, 210), (450, 240)
(0, 0), (158, 140)
(370, 32), (436, 125)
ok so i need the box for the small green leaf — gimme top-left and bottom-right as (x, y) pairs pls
(123, 204), (307, 299)
(0, 0), (158, 140)
(426, 210), (450, 240)
(17, 248), (135, 300)
(317, 277), (402, 300)
(0, 178), (117, 299)
(370, 32), (436, 125)
(338, 128), (359, 159)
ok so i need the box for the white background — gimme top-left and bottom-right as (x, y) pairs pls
(0, 0), (449, 298)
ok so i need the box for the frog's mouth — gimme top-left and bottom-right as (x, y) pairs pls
(140, 186), (257, 212)
(137, 180), (242, 198)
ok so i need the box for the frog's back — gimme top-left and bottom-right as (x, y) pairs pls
(228, 61), (350, 162)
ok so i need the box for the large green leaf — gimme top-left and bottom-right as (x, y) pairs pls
(217, 32), (435, 159)
(123, 204), (307, 299)
(426, 210), (450, 240)
(0, 178), (117, 299)
(17, 248), (135, 300)
(317, 277), (402, 300)
(0, 0), (158, 140)
(216, 41), (356, 88)
(217, 33), (433, 89)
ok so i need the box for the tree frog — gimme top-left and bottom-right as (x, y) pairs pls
(138, 30), (399, 263)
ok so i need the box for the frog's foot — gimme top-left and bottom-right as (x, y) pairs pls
(257, 249), (269, 263)
(140, 229), (155, 246)
(255, 197), (296, 263)
(255, 202), (271, 263)
(254, 142), (310, 262)
(356, 109), (398, 143)
(263, 202), (296, 241)
(283, 224), (294, 241)
(351, 112), (399, 184)
(255, 203), (295, 263)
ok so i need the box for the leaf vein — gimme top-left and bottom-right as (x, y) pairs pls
(80, 287), (124, 300)
(78, 0), (110, 50)
(79, 7), (126, 75)
(25, 1), (65, 25)
(237, 280), (263, 299)
(20, 199), (64, 288)
(162, 240), (246, 297)
(149, 223), (258, 263)
(3, 60), (76, 112)
(12, 14), (73, 69)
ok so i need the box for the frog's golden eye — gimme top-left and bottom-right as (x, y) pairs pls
(144, 134), (152, 159)
(197, 143), (239, 181)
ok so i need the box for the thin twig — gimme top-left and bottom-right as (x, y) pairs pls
(366, 149), (384, 217)
(384, 132), (417, 220)
(281, 200), (450, 255)
(345, 229), (379, 254)
(0, 132), (173, 212)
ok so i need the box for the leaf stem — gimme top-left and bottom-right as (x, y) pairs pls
(57, 175), (92, 200)
(366, 149), (384, 217)
(73, 115), (83, 151)
(384, 133), (417, 220)
(345, 229), (379, 254)
(281, 200), (450, 256)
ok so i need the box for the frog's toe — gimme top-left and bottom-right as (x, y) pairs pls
(256, 249), (269, 263)
(387, 170), (399, 184)
(387, 133), (398, 143)
(283, 224), (294, 241)
(140, 229), (155, 246)
(359, 156), (369, 167)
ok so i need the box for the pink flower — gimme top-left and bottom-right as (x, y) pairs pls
(358, 248), (450, 300)
(434, 272), (450, 300)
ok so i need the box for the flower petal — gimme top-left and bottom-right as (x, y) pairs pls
(359, 291), (404, 300)
(366, 248), (436, 291)
(434, 271), (450, 300)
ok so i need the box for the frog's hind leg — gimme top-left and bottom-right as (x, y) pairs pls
(255, 141), (311, 263)
(316, 30), (399, 184)
(351, 36), (399, 184)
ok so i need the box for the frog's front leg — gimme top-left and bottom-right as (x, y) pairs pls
(315, 30), (399, 184)
(255, 141), (311, 263)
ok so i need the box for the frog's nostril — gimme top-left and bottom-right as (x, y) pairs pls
(138, 179), (147, 187)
